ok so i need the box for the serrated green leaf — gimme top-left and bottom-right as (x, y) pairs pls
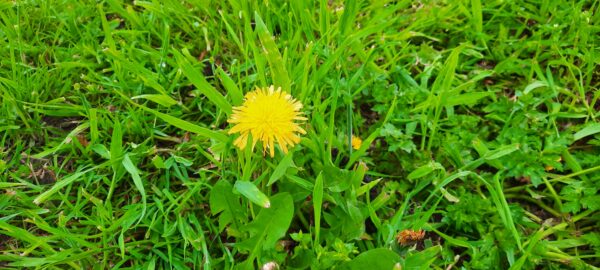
(210, 180), (244, 232)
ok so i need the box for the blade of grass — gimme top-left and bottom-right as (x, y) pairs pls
(254, 12), (291, 91)
(313, 172), (324, 246)
(173, 49), (232, 115)
(122, 153), (147, 223)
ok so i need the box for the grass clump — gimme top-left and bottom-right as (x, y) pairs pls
(1, 0), (599, 269)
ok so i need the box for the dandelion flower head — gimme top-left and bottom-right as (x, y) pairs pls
(228, 86), (306, 157)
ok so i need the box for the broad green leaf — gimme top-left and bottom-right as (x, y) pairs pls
(323, 164), (352, 192)
(339, 248), (401, 270)
(237, 193), (294, 265)
(210, 180), (244, 232)
(234, 180), (271, 208)
(403, 246), (442, 270)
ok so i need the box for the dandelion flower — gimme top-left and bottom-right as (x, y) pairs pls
(351, 135), (362, 150)
(228, 86), (306, 157)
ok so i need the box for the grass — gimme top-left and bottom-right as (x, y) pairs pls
(0, 0), (599, 269)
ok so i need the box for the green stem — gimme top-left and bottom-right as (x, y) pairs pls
(506, 165), (600, 193)
(504, 194), (561, 218)
(573, 209), (595, 222)
(542, 177), (564, 213)
(296, 208), (310, 232)
(523, 210), (543, 223)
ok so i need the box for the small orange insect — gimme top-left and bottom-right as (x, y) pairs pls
(396, 229), (425, 246)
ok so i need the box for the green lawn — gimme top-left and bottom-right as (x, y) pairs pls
(1, 0), (599, 269)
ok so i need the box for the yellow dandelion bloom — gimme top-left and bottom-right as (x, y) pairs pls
(228, 86), (306, 157)
(351, 135), (362, 150)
